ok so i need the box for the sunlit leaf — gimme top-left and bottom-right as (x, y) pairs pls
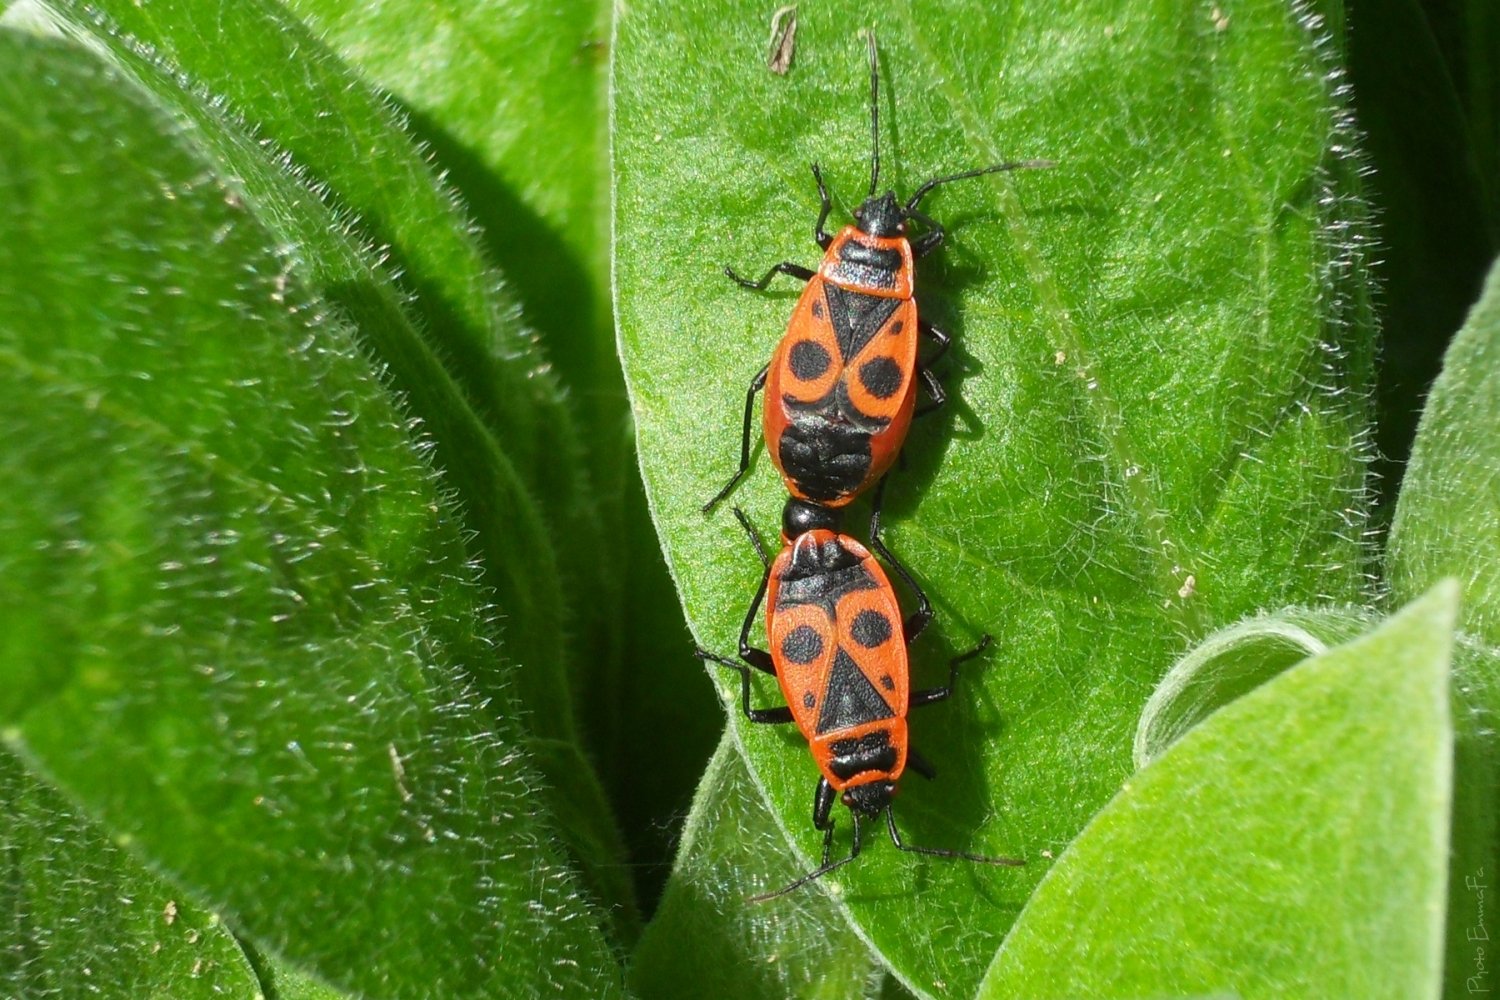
(980, 582), (1456, 999)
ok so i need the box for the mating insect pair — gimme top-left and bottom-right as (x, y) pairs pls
(697, 30), (1047, 899)
(696, 492), (1021, 901)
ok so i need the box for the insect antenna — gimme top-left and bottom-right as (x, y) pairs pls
(905, 158), (1057, 213)
(750, 814), (864, 903)
(865, 28), (880, 197)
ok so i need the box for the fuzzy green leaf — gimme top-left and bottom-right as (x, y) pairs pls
(980, 582), (1456, 999)
(0, 750), (261, 996)
(615, 0), (1374, 993)
(33, 0), (637, 923)
(1391, 262), (1500, 645)
(1388, 259), (1500, 1000)
(269, 0), (718, 919)
(42, 0), (573, 762)
(0, 31), (620, 997)
(629, 732), (883, 1000)
(1133, 604), (1376, 766)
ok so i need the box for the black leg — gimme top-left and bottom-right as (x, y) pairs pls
(812, 163), (835, 249)
(914, 366), (947, 417)
(813, 778), (837, 862)
(867, 477), (933, 643)
(731, 507), (770, 569)
(694, 647), (792, 723)
(918, 316), (952, 367)
(906, 747), (937, 780)
(724, 261), (815, 290)
(703, 365), (769, 513)
(907, 206), (945, 258)
(885, 807), (1023, 865)
(735, 551), (776, 672)
(911, 634), (992, 708)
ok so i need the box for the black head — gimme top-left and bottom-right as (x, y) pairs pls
(854, 192), (904, 238)
(782, 497), (841, 540)
(841, 780), (897, 817)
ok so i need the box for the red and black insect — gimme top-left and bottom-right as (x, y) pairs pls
(696, 489), (1021, 900)
(703, 32), (1052, 513)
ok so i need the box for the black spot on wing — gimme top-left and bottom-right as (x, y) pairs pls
(788, 340), (831, 380)
(858, 357), (903, 400)
(781, 624), (823, 664)
(851, 609), (893, 648)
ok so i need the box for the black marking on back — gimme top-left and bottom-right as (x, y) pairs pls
(781, 624), (824, 664)
(788, 339), (831, 381)
(828, 729), (899, 778)
(838, 241), (903, 272)
(824, 285), (901, 363)
(851, 609), (893, 648)
(817, 649), (896, 734)
(777, 419), (874, 503)
(776, 537), (879, 612)
(858, 357), (903, 399)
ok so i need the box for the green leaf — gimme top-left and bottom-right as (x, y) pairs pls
(276, 0), (613, 382)
(54, 0), (589, 509)
(1388, 258), (1500, 1000)
(1391, 261), (1500, 646)
(979, 582), (1457, 999)
(34, 0), (637, 923)
(42, 0), (572, 758)
(629, 731), (883, 1000)
(615, 0), (1375, 993)
(0, 750), (261, 996)
(1133, 604), (1376, 766)
(268, 0), (718, 918)
(0, 32), (620, 997)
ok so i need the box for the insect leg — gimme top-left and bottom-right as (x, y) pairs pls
(911, 634), (993, 708)
(813, 778), (837, 861)
(812, 163), (835, 249)
(906, 747), (937, 780)
(750, 812), (863, 903)
(914, 366), (947, 417)
(907, 206), (945, 258)
(703, 364), (769, 513)
(731, 507), (771, 569)
(694, 648), (793, 724)
(867, 476), (934, 643)
(918, 315), (952, 366)
(724, 261), (815, 290)
(733, 554), (777, 674)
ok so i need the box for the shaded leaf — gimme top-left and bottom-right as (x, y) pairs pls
(279, 0), (719, 914)
(1345, 0), (1494, 499)
(35, 0), (635, 922)
(980, 582), (1456, 999)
